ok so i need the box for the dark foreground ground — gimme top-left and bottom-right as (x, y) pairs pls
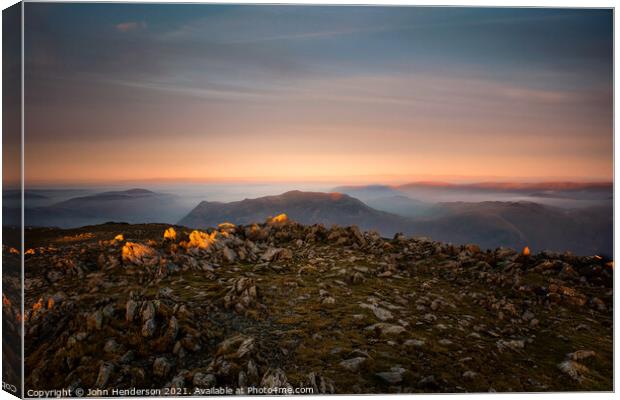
(4, 217), (613, 394)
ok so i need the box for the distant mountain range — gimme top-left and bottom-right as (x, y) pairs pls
(179, 190), (411, 235)
(19, 189), (189, 228)
(397, 181), (612, 192)
(5, 185), (612, 256)
(336, 180), (612, 198)
(411, 201), (612, 257)
(180, 190), (612, 256)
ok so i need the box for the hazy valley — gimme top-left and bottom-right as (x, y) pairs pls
(7, 182), (613, 257)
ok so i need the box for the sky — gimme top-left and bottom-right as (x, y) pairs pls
(23, 4), (613, 185)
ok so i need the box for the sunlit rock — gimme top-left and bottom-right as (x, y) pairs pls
(558, 360), (589, 382)
(218, 222), (236, 233)
(163, 227), (177, 241)
(122, 242), (159, 266)
(187, 230), (217, 249)
(266, 213), (288, 225)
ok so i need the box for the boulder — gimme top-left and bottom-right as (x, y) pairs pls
(376, 367), (405, 384)
(163, 227), (177, 241)
(340, 357), (366, 372)
(122, 242), (159, 266)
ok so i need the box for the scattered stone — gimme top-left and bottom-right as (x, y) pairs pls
(17, 218), (614, 394)
(376, 367), (405, 384)
(221, 246), (237, 263)
(87, 310), (103, 331)
(350, 226), (367, 247)
(558, 360), (589, 382)
(462, 371), (477, 380)
(261, 247), (293, 262)
(306, 372), (335, 394)
(224, 278), (258, 312)
(193, 372), (216, 387)
(260, 368), (292, 389)
(522, 310), (535, 321)
(142, 319), (156, 338)
(404, 339), (425, 347)
(371, 305), (393, 321)
(340, 357), (366, 372)
(153, 357), (172, 378)
(322, 296), (336, 305)
(216, 335), (255, 359)
(126, 299), (138, 322)
(569, 350), (596, 361)
(94, 362), (114, 388)
(366, 323), (406, 336)
(103, 339), (122, 354)
(418, 375), (439, 389)
(496, 339), (525, 352)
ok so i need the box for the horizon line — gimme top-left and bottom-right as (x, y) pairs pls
(19, 176), (614, 190)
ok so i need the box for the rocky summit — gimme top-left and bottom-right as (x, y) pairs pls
(11, 215), (613, 394)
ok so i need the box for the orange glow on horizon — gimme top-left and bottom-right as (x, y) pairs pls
(24, 123), (612, 185)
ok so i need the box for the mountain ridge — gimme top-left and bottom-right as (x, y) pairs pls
(179, 190), (412, 236)
(178, 191), (612, 256)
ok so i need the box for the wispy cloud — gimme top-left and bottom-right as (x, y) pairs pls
(115, 21), (147, 33)
(227, 25), (399, 43)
